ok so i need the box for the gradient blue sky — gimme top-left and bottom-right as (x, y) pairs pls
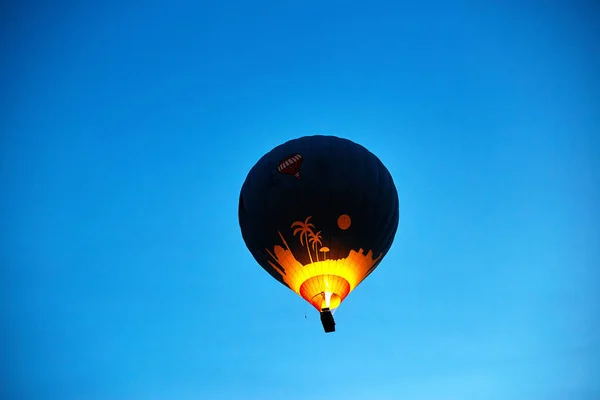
(2, 1), (599, 399)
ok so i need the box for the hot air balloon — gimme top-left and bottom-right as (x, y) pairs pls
(238, 135), (399, 333)
(277, 153), (303, 179)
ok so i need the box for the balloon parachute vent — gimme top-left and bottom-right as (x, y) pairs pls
(320, 308), (336, 333)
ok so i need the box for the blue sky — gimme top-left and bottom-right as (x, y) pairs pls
(2, 1), (598, 399)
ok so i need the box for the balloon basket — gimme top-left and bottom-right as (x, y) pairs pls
(320, 308), (336, 333)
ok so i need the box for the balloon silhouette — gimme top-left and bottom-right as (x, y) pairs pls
(238, 135), (399, 333)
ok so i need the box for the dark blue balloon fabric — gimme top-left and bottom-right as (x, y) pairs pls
(239, 135), (399, 295)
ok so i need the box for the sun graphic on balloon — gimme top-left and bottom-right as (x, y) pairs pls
(337, 214), (351, 230)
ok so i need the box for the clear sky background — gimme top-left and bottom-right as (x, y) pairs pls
(2, 1), (599, 399)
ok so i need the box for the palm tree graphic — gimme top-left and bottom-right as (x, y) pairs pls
(308, 230), (322, 262)
(292, 216), (315, 263)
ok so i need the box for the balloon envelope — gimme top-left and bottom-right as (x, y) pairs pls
(239, 135), (399, 311)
